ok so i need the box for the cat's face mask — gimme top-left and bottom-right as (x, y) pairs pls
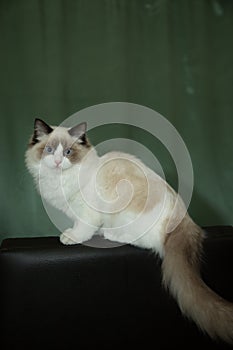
(41, 141), (77, 170)
(28, 119), (91, 171)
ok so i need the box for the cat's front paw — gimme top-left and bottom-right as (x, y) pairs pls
(60, 229), (78, 245)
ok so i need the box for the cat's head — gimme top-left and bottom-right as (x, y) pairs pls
(26, 118), (92, 172)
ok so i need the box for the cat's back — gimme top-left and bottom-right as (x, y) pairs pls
(96, 151), (167, 211)
(99, 151), (160, 181)
(99, 151), (148, 179)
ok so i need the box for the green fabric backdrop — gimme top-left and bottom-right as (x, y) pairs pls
(0, 0), (232, 242)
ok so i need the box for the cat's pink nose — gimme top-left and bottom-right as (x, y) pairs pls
(55, 159), (62, 166)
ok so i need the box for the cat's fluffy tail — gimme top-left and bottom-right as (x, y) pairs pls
(162, 216), (233, 344)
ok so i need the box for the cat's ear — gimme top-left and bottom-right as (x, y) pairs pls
(68, 122), (87, 144)
(33, 118), (53, 143)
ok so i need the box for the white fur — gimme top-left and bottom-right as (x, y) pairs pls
(26, 140), (179, 257)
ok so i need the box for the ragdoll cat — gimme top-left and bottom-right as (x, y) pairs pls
(25, 118), (233, 344)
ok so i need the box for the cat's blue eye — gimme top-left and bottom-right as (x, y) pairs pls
(64, 148), (73, 156)
(45, 146), (54, 154)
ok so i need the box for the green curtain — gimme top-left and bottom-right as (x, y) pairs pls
(0, 0), (232, 242)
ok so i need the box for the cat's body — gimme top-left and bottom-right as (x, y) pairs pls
(25, 118), (233, 344)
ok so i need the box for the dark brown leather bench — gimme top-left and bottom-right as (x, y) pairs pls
(0, 226), (232, 350)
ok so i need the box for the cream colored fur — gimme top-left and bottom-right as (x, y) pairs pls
(25, 120), (233, 344)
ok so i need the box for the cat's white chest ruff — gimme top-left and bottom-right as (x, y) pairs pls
(39, 167), (78, 212)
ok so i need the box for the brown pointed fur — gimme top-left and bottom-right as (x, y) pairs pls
(162, 215), (233, 344)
